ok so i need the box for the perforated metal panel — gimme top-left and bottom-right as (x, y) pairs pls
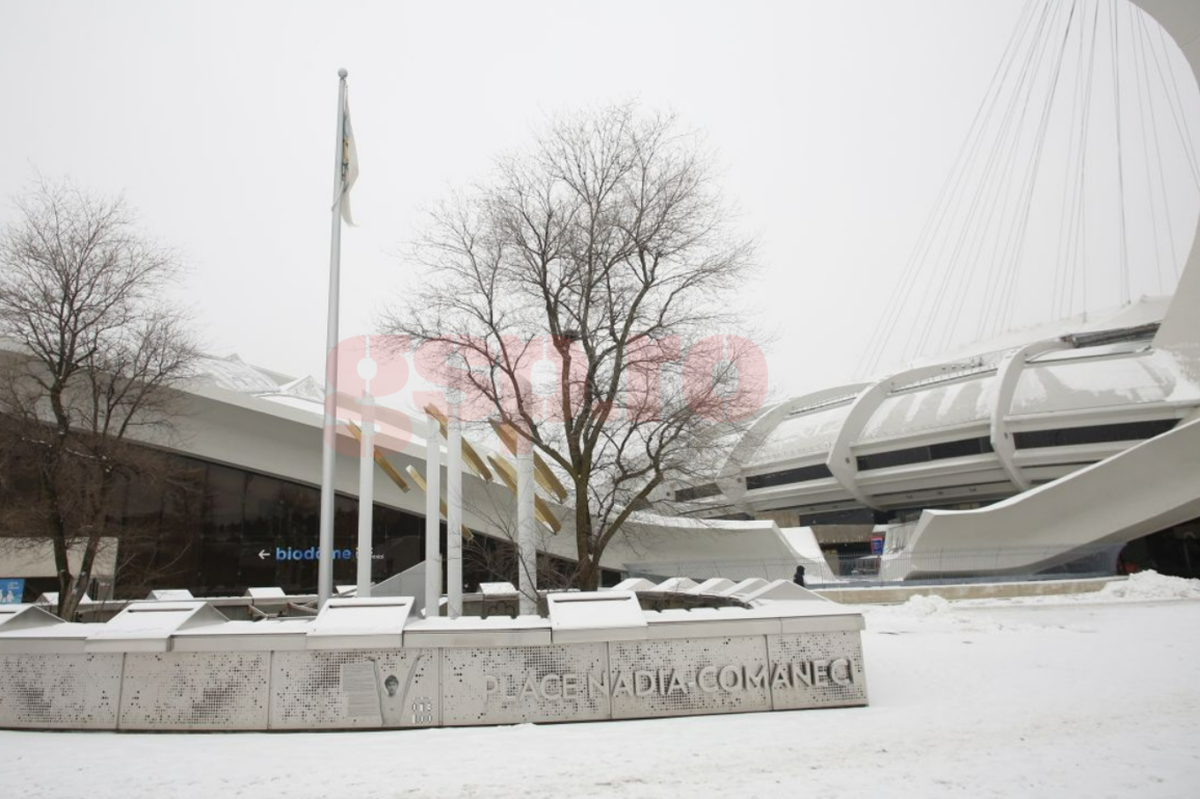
(119, 652), (270, 730)
(441, 643), (609, 726)
(0, 613), (870, 730)
(766, 631), (868, 710)
(608, 636), (772, 720)
(270, 648), (440, 729)
(0, 653), (121, 729)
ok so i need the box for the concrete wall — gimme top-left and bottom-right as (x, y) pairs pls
(0, 592), (867, 731)
(817, 576), (1119, 605)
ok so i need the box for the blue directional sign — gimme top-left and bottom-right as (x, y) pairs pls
(253, 547), (382, 562)
(0, 579), (25, 605)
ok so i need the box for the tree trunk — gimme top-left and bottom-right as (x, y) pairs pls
(53, 537), (72, 619)
(577, 558), (601, 592)
(574, 484), (601, 591)
(60, 465), (113, 619)
(40, 452), (75, 619)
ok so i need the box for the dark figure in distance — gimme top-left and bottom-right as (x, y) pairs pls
(793, 564), (806, 587)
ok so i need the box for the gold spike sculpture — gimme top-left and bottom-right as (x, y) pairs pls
(485, 454), (563, 534)
(346, 420), (409, 492)
(486, 419), (569, 502)
(422, 403), (493, 481)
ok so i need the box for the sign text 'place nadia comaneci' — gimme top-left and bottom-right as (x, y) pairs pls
(484, 659), (854, 702)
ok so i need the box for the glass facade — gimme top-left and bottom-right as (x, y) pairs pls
(105, 453), (622, 597)
(109, 453), (430, 598)
(1, 432), (622, 599)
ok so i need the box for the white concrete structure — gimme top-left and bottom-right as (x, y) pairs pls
(713, 301), (1199, 530)
(692, 0), (1200, 580)
(0, 587), (867, 730)
(0, 342), (806, 594)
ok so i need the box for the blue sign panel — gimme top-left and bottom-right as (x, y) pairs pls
(870, 536), (884, 556)
(0, 579), (25, 605)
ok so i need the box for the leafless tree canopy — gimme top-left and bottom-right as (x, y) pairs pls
(0, 180), (197, 618)
(385, 105), (762, 589)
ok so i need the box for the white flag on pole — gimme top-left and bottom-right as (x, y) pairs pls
(339, 93), (359, 226)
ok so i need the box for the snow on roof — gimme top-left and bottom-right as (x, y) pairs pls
(739, 296), (1189, 467)
(860, 373), (994, 443)
(901, 295), (1170, 374)
(754, 403), (854, 464)
(185, 352), (511, 463)
(190, 353), (287, 394)
(1012, 348), (1200, 414)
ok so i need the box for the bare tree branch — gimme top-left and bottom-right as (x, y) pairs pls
(0, 178), (198, 618)
(384, 105), (762, 589)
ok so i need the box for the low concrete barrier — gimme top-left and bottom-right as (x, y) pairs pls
(0, 583), (868, 731)
(816, 575), (1121, 604)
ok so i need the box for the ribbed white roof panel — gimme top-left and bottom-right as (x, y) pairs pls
(1011, 350), (1200, 415)
(753, 404), (852, 464)
(859, 375), (995, 443)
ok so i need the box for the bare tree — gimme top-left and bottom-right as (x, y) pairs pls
(0, 179), (197, 618)
(385, 105), (764, 590)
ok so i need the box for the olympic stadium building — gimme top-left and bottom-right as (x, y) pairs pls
(1, 0), (1198, 601)
(686, 294), (1200, 578)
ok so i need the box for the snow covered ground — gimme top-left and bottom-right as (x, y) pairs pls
(1, 572), (1198, 799)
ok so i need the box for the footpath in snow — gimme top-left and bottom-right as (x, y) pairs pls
(0, 571), (1198, 799)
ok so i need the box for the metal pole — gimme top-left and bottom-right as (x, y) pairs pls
(517, 444), (537, 616)
(447, 401), (463, 618)
(317, 68), (348, 609)
(356, 380), (374, 597)
(424, 414), (442, 616)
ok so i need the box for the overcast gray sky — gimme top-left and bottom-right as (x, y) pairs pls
(2, 0), (1197, 401)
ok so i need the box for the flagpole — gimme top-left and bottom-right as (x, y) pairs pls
(317, 67), (348, 609)
(356, 340), (375, 598)
(446, 400), (463, 618)
(424, 413), (442, 616)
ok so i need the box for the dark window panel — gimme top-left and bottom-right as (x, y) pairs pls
(929, 437), (993, 460)
(796, 507), (886, 526)
(1013, 419), (1178, 449)
(202, 463), (245, 541)
(674, 483), (724, 501)
(857, 447), (929, 471)
(243, 472), (284, 543)
(857, 437), (994, 471)
(122, 473), (164, 527)
(746, 463), (834, 490)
